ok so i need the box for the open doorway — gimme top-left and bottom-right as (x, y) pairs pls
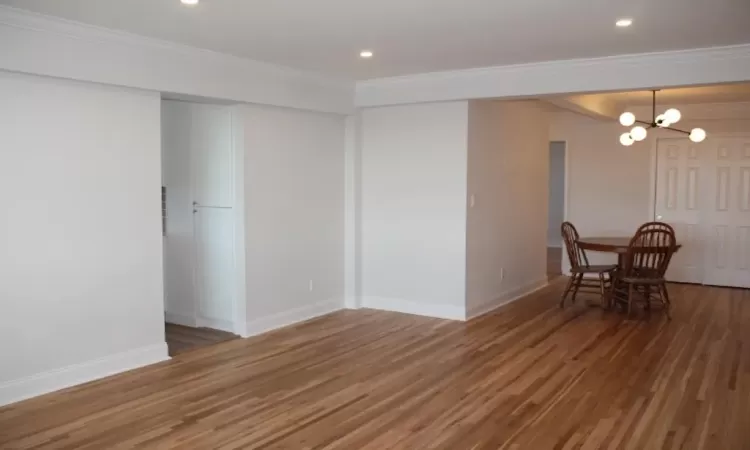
(547, 141), (566, 281)
(161, 99), (241, 356)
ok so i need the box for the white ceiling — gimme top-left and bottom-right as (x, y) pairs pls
(2, 0), (749, 80)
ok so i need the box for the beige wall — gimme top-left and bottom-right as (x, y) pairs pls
(465, 100), (550, 318)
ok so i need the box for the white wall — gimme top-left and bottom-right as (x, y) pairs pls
(465, 100), (550, 318)
(360, 102), (469, 319)
(241, 105), (346, 335)
(547, 141), (566, 246)
(0, 71), (168, 406)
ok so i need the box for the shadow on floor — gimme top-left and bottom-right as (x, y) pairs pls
(165, 323), (239, 357)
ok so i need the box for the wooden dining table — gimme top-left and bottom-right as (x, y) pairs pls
(576, 236), (682, 267)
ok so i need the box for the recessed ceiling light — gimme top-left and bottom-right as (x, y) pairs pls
(616, 18), (633, 27)
(359, 50), (374, 59)
(181, 0), (199, 6)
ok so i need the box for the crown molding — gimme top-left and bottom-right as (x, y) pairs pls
(626, 101), (750, 121)
(356, 44), (750, 107)
(0, 6), (354, 114)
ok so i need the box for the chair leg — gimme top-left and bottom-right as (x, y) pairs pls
(560, 275), (575, 308)
(598, 273), (607, 309)
(627, 283), (634, 318)
(661, 283), (672, 320)
(570, 273), (582, 304)
(644, 285), (652, 312)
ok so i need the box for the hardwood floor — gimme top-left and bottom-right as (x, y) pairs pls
(165, 323), (238, 357)
(2, 282), (749, 449)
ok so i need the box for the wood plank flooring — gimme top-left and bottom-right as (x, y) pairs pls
(2, 281), (750, 449)
(165, 323), (238, 357)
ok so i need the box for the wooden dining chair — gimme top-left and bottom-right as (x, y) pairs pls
(612, 227), (676, 318)
(637, 221), (675, 235)
(559, 222), (618, 308)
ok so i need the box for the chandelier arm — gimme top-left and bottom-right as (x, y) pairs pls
(662, 126), (690, 135)
(634, 119), (653, 128)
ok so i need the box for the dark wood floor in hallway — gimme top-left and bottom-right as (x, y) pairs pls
(165, 323), (238, 356)
(2, 281), (749, 449)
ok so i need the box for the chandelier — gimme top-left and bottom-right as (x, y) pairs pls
(618, 90), (706, 146)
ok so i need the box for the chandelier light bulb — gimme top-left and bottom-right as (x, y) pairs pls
(620, 133), (634, 146)
(689, 128), (706, 143)
(664, 108), (681, 124)
(655, 114), (671, 128)
(631, 126), (648, 141)
(619, 112), (636, 126)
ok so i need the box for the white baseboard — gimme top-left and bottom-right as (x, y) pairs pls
(0, 343), (170, 407)
(344, 296), (361, 309)
(362, 296), (466, 321)
(244, 299), (343, 337)
(165, 311), (196, 327)
(467, 278), (550, 320)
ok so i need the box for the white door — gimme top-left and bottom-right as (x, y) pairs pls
(655, 139), (704, 283)
(193, 207), (235, 330)
(702, 137), (750, 288)
(655, 136), (750, 288)
(191, 105), (235, 331)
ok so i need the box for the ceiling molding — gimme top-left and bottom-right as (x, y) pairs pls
(355, 44), (750, 107)
(626, 102), (750, 121)
(543, 95), (620, 121)
(0, 6), (354, 114)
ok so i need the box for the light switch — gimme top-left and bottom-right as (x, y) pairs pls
(470, 194), (476, 208)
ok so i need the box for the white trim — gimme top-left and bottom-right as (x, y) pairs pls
(230, 107), (249, 337)
(361, 297), (466, 321)
(243, 299), (343, 337)
(466, 279), (549, 320)
(165, 312), (196, 328)
(356, 44), (750, 107)
(0, 343), (170, 407)
(343, 114), (362, 309)
(561, 140), (571, 275)
(0, 6), (353, 114)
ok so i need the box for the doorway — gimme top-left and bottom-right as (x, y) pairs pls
(547, 141), (566, 280)
(161, 99), (241, 356)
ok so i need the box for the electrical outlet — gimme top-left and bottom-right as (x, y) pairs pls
(309, 280), (313, 292)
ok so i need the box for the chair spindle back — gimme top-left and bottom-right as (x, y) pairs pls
(561, 222), (589, 269)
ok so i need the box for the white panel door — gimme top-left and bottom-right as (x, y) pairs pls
(655, 139), (704, 283)
(191, 103), (235, 331)
(702, 137), (750, 288)
(193, 207), (235, 330)
(191, 105), (233, 207)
